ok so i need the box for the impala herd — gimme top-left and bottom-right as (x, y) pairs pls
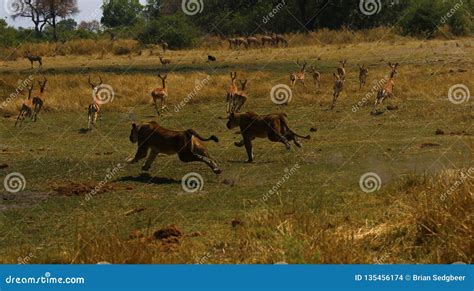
(15, 41), (399, 135)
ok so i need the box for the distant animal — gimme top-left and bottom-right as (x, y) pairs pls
(159, 55), (171, 66)
(226, 112), (310, 163)
(127, 122), (222, 174)
(373, 62), (398, 113)
(273, 34), (288, 47)
(337, 60), (347, 80)
(358, 64), (369, 89)
(230, 79), (248, 113)
(234, 37), (248, 49)
(31, 76), (47, 122)
(310, 66), (321, 88)
(151, 74), (168, 115)
(331, 73), (344, 109)
(208, 55), (217, 62)
(87, 75), (103, 130)
(24, 50), (42, 69)
(228, 38), (237, 49)
(226, 72), (238, 113)
(290, 60), (307, 87)
(246, 36), (260, 48)
(160, 41), (169, 52)
(14, 84), (34, 127)
(261, 36), (275, 47)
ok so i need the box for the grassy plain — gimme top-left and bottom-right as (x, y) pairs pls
(0, 36), (472, 263)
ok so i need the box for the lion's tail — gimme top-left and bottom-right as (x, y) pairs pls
(186, 129), (219, 143)
(279, 115), (311, 140)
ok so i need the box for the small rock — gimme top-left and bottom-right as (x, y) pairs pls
(222, 179), (235, 186)
(310, 127), (317, 132)
(435, 129), (444, 135)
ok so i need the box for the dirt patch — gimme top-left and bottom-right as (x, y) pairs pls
(50, 181), (117, 196)
(420, 143), (441, 149)
(154, 224), (182, 240)
(0, 191), (50, 212)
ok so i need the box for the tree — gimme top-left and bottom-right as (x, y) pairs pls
(11, 0), (48, 36)
(78, 20), (101, 33)
(144, 0), (161, 20)
(101, 0), (143, 28)
(42, 0), (79, 41)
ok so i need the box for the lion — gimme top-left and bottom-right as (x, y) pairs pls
(226, 112), (310, 162)
(127, 122), (222, 174)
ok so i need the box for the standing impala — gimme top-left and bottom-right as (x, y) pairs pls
(226, 72), (238, 113)
(15, 84), (34, 127)
(261, 36), (275, 47)
(31, 76), (47, 122)
(151, 74), (168, 115)
(358, 64), (369, 90)
(373, 63), (398, 113)
(87, 75), (103, 130)
(290, 60), (307, 87)
(159, 55), (171, 67)
(273, 34), (288, 47)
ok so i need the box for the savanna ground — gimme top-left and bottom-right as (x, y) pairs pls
(0, 34), (472, 264)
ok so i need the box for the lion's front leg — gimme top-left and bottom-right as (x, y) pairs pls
(127, 145), (149, 164)
(142, 149), (159, 171)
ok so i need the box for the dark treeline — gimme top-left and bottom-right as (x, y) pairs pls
(1, 0), (472, 48)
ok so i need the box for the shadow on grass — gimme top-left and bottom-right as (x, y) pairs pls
(116, 173), (180, 185)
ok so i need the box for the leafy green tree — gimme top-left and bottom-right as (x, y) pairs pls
(101, 0), (143, 28)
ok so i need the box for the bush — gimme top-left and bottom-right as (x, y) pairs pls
(136, 15), (200, 49)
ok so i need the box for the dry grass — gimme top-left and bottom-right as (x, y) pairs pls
(26, 170), (471, 264)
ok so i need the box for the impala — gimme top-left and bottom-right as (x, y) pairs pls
(290, 60), (307, 87)
(31, 76), (47, 122)
(273, 34), (288, 47)
(87, 76), (103, 130)
(246, 36), (260, 48)
(337, 60), (347, 80)
(151, 74), (168, 115)
(15, 84), (34, 127)
(358, 64), (369, 90)
(331, 73), (344, 109)
(230, 79), (248, 113)
(373, 63), (398, 112)
(261, 36), (275, 47)
(226, 72), (238, 113)
(310, 66), (321, 88)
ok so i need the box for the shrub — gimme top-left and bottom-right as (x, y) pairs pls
(136, 15), (200, 49)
